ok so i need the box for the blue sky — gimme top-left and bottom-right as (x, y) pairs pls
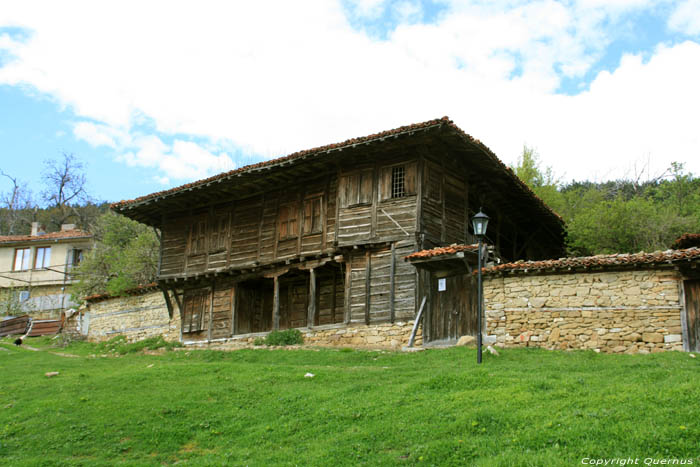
(1, 0), (700, 204)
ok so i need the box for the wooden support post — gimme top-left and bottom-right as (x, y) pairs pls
(273, 275), (280, 330)
(389, 242), (396, 323)
(207, 280), (215, 342)
(307, 268), (316, 328)
(330, 267), (337, 323)
(159, 284), (174, 319)
(231, 284), (237, 337)
(364, 249), (371, 325)
(344, 257), (352, 323)
(408, 296), (427, 347)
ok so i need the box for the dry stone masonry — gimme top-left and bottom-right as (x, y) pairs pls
(483, 269), (684, 353)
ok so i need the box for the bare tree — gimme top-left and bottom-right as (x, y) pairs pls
(41, 153), (91, 230)
(0, 170), (34, 235)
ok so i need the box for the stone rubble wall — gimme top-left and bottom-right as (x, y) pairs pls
(483, 269), (684, 353)
(82, 291), (180, 343)
(183, 321), (421, 350)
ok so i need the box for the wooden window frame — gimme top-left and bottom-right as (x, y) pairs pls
(182, 288), (210, 334)
(340, 168), (373, 208)
(187, 216), (208, 256)
(13, 247), (31, 271)
(303, 196), (323, 235)
(278, 202), (299, 240)
(209, 213), (230, 253)
(34, 246), (51, 269)
(379, 162), (417, 202)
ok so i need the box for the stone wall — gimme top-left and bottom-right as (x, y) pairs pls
(82, 291), (180, 343)
(183, 321), (421, 350)
(483, 268), (684, 353)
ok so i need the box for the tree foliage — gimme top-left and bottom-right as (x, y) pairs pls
(70, 211), (160, 299)
(512, 149), (700, 256)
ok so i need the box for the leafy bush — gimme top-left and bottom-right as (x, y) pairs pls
(253, 337), (265, 346)
(263, 329), (304, 346)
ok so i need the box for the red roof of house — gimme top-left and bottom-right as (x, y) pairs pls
(405, 244), (479, 260)
(83, 282), (159, 302)
(483, 248), (700, 275)
(0, 229), (92, 245)
(111, 117), (562, 224)
(672, 233), (700, 249)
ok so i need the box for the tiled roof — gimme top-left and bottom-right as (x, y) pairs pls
(483, 248), (700, 275)
(111, 117), (562, 224)
(405, 244), (479, 260)
(0, 229), (92, 245)
(84, 282), (159, 302)
(672, 233), (700, 250)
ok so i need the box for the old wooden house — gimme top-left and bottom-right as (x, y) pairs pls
(112, 117), (565, 344)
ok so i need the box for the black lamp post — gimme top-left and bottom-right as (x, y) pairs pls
(472, 209), (489, 364)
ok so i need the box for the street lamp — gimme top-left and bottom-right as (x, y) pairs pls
(471, 209), (489, 364)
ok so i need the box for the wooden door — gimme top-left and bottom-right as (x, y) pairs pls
(685, 280), (700, 352)
(426, 274), (477, 343)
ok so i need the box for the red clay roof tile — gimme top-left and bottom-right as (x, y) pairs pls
(0, 230), (92, 245)
(405, 244), (479, 260)
(672, 233), (700, 249)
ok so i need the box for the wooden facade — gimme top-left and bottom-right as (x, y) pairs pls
(113, 117), (565, 343)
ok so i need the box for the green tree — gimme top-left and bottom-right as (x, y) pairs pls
(70, 211), (159, 299)
(512, 145), (564, 215)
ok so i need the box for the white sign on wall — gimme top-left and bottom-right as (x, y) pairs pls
(438, 278), (446, 292)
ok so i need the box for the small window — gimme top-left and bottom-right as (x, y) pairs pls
(72, 249), (84, 267)
(391, 166), (405, 198)
(13, 248), (30, 271)
(379, 162), (416, 201)
(339, 169), (373, 208)
(303, 197), (322, 235)
(183, 288), (209, 333)
(210, 214), (229, 252)
(34, 247), (51, 269)
(278, 203), (299, 240)
(188, 218), (207, 255)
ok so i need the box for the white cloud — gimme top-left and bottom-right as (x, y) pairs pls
(669, 0), (700, 35)
(0, 0), (699, 186)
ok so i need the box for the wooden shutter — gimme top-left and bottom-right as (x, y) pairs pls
(405, 162), (417, 195)
(303, 199), (313, 234)
(379, 167), (392, 201)
(278, 205), (289, 239)
(312, 197), (322, 233)
(359, 169), (373, 204)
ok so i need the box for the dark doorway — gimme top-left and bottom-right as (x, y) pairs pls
(236, 278), (273, 334)
(684, 279), (700, 352)
(426, 273), (477, 343)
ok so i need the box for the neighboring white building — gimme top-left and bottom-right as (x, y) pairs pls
(0, 222), (93, 317)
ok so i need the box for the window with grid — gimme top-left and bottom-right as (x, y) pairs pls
(391, 166), (406, 198)
(13, 248), (31, 271)
(34, 247), (51, 269)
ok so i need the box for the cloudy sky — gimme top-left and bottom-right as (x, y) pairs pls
(1, 0), (699, 203)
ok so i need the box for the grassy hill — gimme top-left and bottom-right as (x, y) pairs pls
(0, 337), (698, 466)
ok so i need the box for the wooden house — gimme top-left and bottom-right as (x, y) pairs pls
(112, 117), (565, 344)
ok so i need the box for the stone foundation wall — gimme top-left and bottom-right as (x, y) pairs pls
(483, 268), (684, 353)
(83, 291), (180, 343)
(184, 321), (421, 350)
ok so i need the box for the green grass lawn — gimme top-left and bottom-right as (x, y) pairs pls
(1, 336), (698, 466)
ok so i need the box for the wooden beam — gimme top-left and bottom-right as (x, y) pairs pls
(159, 284), (174, 319)
(365, 249), (371, 325)
(273, 275), (280, 330)
(307, 268), (316, 328)
(344, 256), (352, 323)
(207, 279), (215, 342)
(390, 242), (396, 323)
(330, 266), (337, 324)
(231, 283), (237, 337)
(408, 296), (428, 347)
